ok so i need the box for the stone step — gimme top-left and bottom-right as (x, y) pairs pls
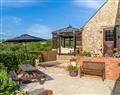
(57, 55), (75, 61)
(40, 67), (68, 75)
(57, 60), (70, 63)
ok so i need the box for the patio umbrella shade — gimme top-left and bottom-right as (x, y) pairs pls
(5, 34), (47, 42)
(5, 34), (47, 62)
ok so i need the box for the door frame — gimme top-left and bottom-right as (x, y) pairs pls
(103, 27), (116, 55)
(115, 25), (120, 51)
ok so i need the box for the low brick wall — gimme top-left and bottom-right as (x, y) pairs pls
(77, 56), (120, 80)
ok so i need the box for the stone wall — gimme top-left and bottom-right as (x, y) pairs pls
(77, 56), (120, 80)
(82, 0), (120, 56)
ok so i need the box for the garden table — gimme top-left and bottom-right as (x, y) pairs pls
(18, 64), (37, 80)
(18, 64), (46, 84)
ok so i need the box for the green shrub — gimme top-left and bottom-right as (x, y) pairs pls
(0, 40), (52, 71)
(0, 63), (5, 69)
(0, 69), (20, 95)
(112, 53), (120, 58)
(28, 53), (36, 66)
(0, 53), (19, 72)
(80, 51), (91, 57)
(0, 40), (52, 54)
(67, 65), (78, 72)
(0, 52), (37, 72)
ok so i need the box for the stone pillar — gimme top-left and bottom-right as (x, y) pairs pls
(52, 34), (54, 48)
(64, 38), (65, 47)
(73, 31), (76, 56)
(58, 34), (61, 55)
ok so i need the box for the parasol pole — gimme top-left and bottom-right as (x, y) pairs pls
(24, 42), (28, 63)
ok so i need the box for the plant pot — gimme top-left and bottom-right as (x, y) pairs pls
(37, 74), (46, 85)
(69, 72), (78, 77)
(39, 78), (46, 84)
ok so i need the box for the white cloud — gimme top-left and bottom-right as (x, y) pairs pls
(13, 16), (22, 24)
(0, 32), (5, 35)
(2, 16), (22, 24)
(0, 32), (7, 36)
(9, 16), (22, 24)
(0, 32), (8, 39)
(73, 0), (105, 9)
(25, 24), (53, 39)
(1, 16), (23, 39)
(1, 0), (38, 7)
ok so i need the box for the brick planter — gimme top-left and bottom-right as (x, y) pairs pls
(77, 56), (120, 80)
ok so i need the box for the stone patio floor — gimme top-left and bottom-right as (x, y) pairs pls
(21, 67), (116, 95)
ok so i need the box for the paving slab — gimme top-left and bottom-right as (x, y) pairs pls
(21, 67), (116, 95)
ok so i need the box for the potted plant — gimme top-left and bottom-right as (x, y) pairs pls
(36, 74), (46, 85)
(16, 91), (27, 95)
(70, 57), (77, 67)
(67, 65), (78, 77)
(80, 51), (91, 57)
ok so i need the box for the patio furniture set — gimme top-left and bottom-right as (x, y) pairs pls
(9, 64), (46, 85)
(10, 60), (106, 86)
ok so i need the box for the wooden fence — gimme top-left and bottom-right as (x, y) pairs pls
(35, 51), (57, 62)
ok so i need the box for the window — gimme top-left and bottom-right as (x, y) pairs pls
(105, 30), (114, 41)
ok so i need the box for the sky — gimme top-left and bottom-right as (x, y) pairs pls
(0, 0), (106, 39)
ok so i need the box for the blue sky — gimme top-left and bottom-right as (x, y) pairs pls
(0, 0), (105, 39)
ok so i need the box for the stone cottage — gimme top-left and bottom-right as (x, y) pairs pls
(82, 0), (120, 56)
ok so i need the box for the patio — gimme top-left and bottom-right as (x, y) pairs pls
(21, 67), (116, 95)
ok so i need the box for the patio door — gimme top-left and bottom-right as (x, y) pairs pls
(116, 26), (120, 51)
(103, 28), (115, 56)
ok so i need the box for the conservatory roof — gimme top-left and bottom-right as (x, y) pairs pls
(52, 25), (80, 33)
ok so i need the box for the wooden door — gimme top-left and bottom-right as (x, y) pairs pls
(104, 29), (115, 56)
(116, 26), (120, 51)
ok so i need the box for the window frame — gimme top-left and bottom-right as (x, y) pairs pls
(104, 29), (114, 41)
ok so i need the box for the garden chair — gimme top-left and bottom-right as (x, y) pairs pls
(9, 71), (22, 84)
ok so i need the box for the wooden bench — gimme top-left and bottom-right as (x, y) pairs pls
(80, 61), (105, 81)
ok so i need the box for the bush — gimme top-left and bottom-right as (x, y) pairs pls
(0, 69), (20, 95)
(112, 53), (120, 58)
(67, 65), (78, 72)
(0, 53), (19, 72)
(0, 52), (37, 72)
(28, 53), (36, 66)
(0, 63), (6, 70)
(16, 51), (36, 65)
(80, 51), (91, 57)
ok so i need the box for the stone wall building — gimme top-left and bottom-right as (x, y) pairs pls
(82, 0), (120, 56)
